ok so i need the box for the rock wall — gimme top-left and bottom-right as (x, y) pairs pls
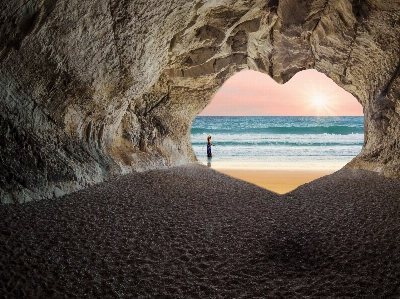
(1, 0), (399, 202)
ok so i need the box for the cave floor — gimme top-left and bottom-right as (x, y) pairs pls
(1, 164), (400, 298)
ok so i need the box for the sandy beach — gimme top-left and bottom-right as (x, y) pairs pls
(215, 169), (334, 194)
(1, 164), (400, 298)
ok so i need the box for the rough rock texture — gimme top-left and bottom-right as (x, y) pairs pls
(1, 0), (400, 202)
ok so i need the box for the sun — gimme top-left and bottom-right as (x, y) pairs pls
(312, 95), (327, 109)
(310, 94), (335, 115)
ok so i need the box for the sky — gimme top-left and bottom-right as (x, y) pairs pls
(199, 69), (364, 116)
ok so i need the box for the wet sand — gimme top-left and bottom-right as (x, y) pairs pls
(1, 164), (400, 298)
(216, 169), (334, 194)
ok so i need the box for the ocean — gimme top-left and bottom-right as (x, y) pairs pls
(191, 116), (364, 170)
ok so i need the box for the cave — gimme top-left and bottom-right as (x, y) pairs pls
(1, 1), (399, 203)
(2, 1), (400, 297)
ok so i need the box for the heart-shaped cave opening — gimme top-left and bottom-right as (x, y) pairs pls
(191, 69), (364, 194)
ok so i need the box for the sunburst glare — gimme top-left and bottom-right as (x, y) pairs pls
(311, 95), (330, 115)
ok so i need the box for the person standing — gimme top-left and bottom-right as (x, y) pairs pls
(207, 135), (215, 157)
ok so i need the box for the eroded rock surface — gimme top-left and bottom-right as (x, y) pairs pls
(1, 0), (399, 202)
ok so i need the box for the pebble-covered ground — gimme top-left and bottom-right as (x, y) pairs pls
(1, 164), (400, 298)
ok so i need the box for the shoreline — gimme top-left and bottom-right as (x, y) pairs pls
(214, 168), (336, 194)
(198, 158), (349, 171)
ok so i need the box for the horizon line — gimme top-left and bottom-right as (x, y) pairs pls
(196, 115), (364, 117)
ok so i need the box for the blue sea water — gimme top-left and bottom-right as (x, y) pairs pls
(191, 116), (364, 170)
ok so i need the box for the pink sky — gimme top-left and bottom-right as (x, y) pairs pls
(199, 69), (363, 116)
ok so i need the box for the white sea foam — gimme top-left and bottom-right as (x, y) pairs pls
(191, 116), (364, 170)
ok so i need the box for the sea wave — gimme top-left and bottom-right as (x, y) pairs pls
(191, 125), (364, 135)
(191, 116), (364, 162)
(191, 140), (364, 147)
